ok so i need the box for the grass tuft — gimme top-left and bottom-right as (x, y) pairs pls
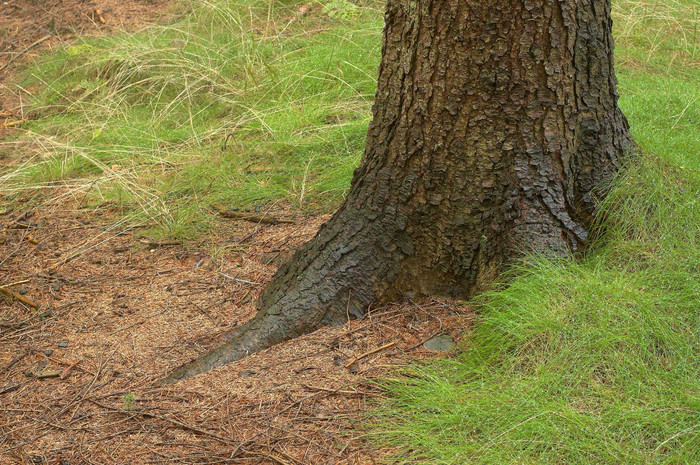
(372, 156), (699, 463)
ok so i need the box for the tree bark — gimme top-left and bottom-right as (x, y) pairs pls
(164, 0), (632, 382)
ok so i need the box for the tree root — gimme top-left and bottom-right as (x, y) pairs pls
(160, 294), (357, 384)
(162, 315), (284, 384)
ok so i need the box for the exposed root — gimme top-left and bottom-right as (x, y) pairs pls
(162, 299), (349, 383)
(162, 316), (282, 383)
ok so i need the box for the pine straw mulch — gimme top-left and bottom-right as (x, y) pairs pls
(0, 195), (475, 465)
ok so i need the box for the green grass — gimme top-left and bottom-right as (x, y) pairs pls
(0, 0), (383, 238)
(371, 1), (700, 463)
(373, 160), (699, 463)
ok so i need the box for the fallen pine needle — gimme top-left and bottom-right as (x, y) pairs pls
(345, 341), (397, 369)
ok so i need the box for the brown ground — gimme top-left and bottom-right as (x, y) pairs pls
(0, 1), (474, 464)
(0, 196), (473, 464)
(0, 0), (172, 72)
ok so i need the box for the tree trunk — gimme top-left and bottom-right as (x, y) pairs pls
(164, 0), (632, 382)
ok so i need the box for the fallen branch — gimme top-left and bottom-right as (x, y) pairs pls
(212, 203), (294, 225)
(0, 286), (39, 309)
(344, 341), (396, 369)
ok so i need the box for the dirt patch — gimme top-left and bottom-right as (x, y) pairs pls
(0, 196), (474, 464)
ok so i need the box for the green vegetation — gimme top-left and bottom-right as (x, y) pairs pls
(0, 0), (697, 463)
(374, 160), (699, 463)
(122, 392), (136, 411)
(372, 1), (700, 463)
(0, 0), (384, 238)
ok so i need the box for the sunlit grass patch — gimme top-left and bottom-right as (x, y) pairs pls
(0, 0), (383, 238)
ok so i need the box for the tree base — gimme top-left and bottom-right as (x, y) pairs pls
(161, 0), (633, 383)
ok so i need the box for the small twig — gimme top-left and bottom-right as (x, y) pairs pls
(218, 272), (261, 286)
(250, 418), (339, 459)
(90, 399), (239, 446)
(276, 392), (325, 416)
(107, 318), (146, 336)
(345, 341), (397, 369)
(301, 384), (359, 395)
(108, 307), (167, 337)
(248, 451), (293, 465)
(14, 210), (34, 223)
(0, 119), (26, 128)
(52, 345), (117, 419)
(40, 353), (96, 377)
(1, 350), (28, 374)
(60, 360), (81, 379)
(147, 240), (181, 249)
(0, 279), (31, 288)
(234, 288), (252, 306)
(0, 286), (39, 309)
(0, 384), (21, 396)
(407, 329), (444, 351)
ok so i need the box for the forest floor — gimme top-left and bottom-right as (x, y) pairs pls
(1, 0), (172, 131)
(0, 4), (471, 464)
(0, 193), (471, 464)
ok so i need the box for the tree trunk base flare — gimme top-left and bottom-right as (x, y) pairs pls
(163, 0), (633, 384)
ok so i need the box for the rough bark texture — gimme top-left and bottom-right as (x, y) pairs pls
(165, 0), (632, 382)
